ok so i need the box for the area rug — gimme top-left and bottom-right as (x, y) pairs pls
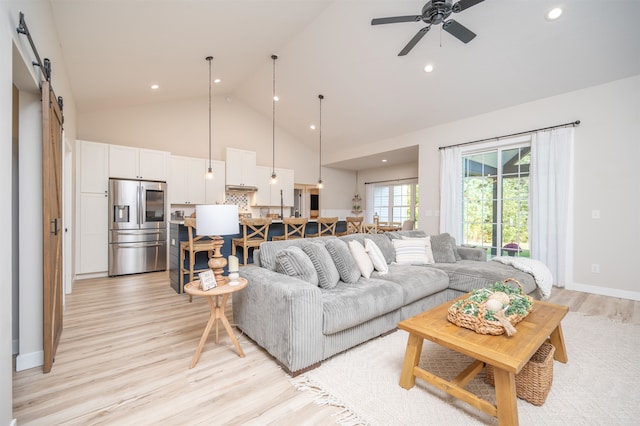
(291, 312), (640, 425)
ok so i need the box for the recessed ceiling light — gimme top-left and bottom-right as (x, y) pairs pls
(424, 64), (434, 73)
(150, 84), (159, 90)
(382, 159), (388, 163)
(546, 7), (563, 21)
(214, 78), (221, 84)
(310, 124), (316, 130)
(273, 95), (279, 102)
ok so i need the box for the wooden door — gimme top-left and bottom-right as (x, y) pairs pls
(42, 80), (63, 373)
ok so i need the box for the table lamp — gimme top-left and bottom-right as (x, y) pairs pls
(196, 204), (239, 286)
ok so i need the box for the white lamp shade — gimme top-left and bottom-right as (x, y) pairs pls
(195, 204), (239, 236)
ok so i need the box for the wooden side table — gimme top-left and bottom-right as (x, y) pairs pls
(184, 277), (247, 368)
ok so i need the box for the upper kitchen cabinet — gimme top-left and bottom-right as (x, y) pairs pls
(170, 156), (206, 205)
(253, 166), (294, 207)
(109, 144), (169, 181)
(225, 147), (257, 187)
(78, 140), (109, 193)
(205, 160), (226, 204)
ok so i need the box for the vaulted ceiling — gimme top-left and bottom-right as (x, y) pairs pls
(50, 0), (640, 169)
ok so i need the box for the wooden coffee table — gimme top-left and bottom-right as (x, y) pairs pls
(398, 296), (569, 426)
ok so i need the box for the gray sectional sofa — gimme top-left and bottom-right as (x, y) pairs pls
(233, 230), (539, 375)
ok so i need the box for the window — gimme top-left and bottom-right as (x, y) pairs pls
(369, 181), (418, 227)
(462, 145), (530, 258)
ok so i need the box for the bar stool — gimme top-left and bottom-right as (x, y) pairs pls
(232, 218), (272, 265)
(180, 217), (216, 299)
(273, 217), (308, 241)
(315, 217), (338, 237)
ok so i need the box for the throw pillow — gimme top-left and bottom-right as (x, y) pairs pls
(348, 240), (374, 279)
(324, 239), (361, 284)
(392, 238), (434, 265)
(302, 243), (340, 289)
(275, 246), (318, 286)
(401, 236), (435, 264)
(364, 238), (389, 274)
(429, 233), (458, 263)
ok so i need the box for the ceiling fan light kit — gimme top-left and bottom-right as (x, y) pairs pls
(372, 0), (486, 56)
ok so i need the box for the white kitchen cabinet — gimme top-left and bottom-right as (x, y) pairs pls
(225, 148), (257, 187)
(76, 140), (110, 275)
(109, 144), (169, 181)
(79, 140), (109, 193)
(170, 156), (206, 205)
(205, 160), (226, 204)
(253, 166), (294, 206)
(78, 192), (108, 274)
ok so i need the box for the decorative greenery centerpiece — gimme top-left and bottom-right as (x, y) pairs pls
(448, 279), (533, 336)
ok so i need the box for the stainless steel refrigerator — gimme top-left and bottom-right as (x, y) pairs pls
(108, 178), (167, 276)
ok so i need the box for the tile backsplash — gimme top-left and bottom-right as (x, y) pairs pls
(225, 192), (249, 212)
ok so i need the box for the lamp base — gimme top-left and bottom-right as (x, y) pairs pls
(207, 236), (227, 286)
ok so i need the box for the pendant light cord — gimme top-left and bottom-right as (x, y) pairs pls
(206, 56), (213, 170)
(271, 55), (278, 177)
(318, 94), (324, 183)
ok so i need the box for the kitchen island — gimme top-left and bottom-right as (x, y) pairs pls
(169, 219), (346, 293)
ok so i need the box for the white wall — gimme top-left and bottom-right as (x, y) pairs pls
(2, 3), (78, 406)
(369, 75), (639, 299)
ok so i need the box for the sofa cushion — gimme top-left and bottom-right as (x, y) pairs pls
(374, 264), (449, 305)
(430, 233), (457, 263)
(320, 278), (404, 334)
(365, 238), (388, 274)
(259, 239), (306, 272)
(325, 239), (361, 284)
(428, 260), (538, 295)
(275, 246), (318, 286)
(303, 243), (340, 289)
(393, 238), (434, 265)
(348, 240), (374, 278)
(450, 235), (463, 261)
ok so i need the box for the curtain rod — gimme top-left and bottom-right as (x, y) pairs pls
(438, 120), (580, 151)
(365, 177), (418, 185)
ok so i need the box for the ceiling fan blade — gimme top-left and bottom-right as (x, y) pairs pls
(442, 19), (476, 43)
(398, 26), (430, 56)
(452, 0), (485, 13)
(371, 15), (421, 25)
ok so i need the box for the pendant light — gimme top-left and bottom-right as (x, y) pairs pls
(270, 54), (278, 184)
(317, 94), (324, 189)
(205, 55), (214, 180)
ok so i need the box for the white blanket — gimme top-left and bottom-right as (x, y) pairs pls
(492, 256), (553, 299)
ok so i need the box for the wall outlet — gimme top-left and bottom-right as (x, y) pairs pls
(591, 264), (600, 273)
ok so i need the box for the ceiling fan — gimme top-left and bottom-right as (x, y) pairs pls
(371, 0), (486, 56)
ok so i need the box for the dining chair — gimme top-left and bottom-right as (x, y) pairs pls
(345, 216), (364, 234)
(315, 217), (338, 237)
(232, 218), (272, 265)
(180, 217), (216, 300)
(272, 217), (308, 241)
(401, 220), (415, 230)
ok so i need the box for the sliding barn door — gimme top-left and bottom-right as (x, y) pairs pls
(42, 80), (63, 373)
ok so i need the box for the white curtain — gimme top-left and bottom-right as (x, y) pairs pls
(439, 146), (463, 241)
(530, 127), (575, 287)
(364, 183), (375, 222)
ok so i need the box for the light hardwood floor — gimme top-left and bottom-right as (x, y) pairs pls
(13, 271), (640, 424)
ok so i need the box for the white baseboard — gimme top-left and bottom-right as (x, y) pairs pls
(12, 339), (18, 355)
(567, 282), (640, 301)
(15, 350), (43, 372)
(75, 271), (108, 280)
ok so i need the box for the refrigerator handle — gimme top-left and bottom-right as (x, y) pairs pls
(138, 184), (144, 226)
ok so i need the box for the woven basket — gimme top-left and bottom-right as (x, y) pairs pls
(485, 342), (555, 406)
(447, 278), (533, 336)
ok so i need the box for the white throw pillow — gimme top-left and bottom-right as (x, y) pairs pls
(364, 238), (389, 274)
(393, 237), (435, 265)
(348, 240), (374, 279)
(401, 236), (435, 264)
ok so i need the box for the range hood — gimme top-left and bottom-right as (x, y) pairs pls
(225, 185), (258, 193)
